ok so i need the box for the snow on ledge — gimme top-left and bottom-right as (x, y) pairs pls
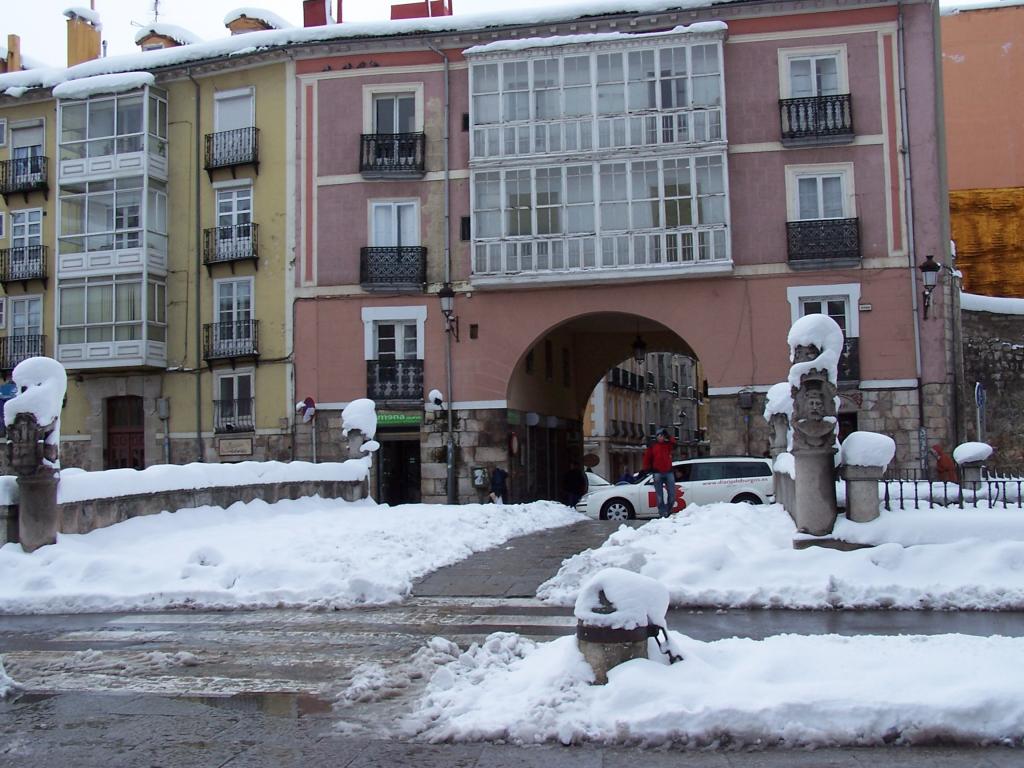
(961, 292), (1024, 315)
(134, 23), (203, 46)
(223, 7), (296, 29)
(464, 21), (727, 55)
(953, 441), (993, 465)
(763, 382), (793, 421)
(63, 6), (102, 28)
(941, 0), (1024, 14)
(53, 72), (155, 99)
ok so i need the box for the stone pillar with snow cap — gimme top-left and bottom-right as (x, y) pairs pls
(953, 441), (992, 485)
(840, 431), (895, 523)
(341, 399), (379, 499)
(763, 382), (794, 511)
(4, 357), (67, 552)
(574, 567), (679, 685)
(787, 315), (842, 535)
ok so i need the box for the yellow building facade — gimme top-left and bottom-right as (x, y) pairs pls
(0, 14), (294, 469)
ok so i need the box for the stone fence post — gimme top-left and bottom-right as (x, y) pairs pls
(843, 464), (884, 523)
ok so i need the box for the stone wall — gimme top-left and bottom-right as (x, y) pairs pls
(422, 407), (511, 504)
(1, 477), (367, 546)
(961, 309), (1024, 467)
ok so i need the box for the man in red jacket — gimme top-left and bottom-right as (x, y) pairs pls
(643, 428), (678, 517)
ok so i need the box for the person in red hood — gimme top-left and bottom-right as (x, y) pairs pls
(642, 428), (678, 517)
(931, 444), (957, 484)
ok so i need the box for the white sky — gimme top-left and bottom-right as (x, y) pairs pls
(6, 0), (556, 64)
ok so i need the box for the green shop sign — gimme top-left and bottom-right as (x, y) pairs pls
(377, 411), (424, 427)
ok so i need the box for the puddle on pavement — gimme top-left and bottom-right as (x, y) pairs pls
(181, 691), (333, 718)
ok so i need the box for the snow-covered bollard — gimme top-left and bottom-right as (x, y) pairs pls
(4, 357), (67, 553)
(840, 432), (896, 523)
(953, 442), (992, 485)
(574, 568), (679, 685)
(773, 452), (795, 513)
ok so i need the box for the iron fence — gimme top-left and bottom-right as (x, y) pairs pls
(0, 245), (47, 282)
(779, 93), (854, 142)
(0, 156), (48, 196)
(880, 470), (1024, 511)
(205, 127), (260, 170)
(359, 132), (426, 176)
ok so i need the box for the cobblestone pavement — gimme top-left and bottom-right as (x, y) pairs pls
(3, 520), (1024, 766)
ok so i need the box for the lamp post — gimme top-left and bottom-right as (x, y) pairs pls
(918, 254), (941, 319)
(631, 334), (647, 364)
(439, 282), (458, 504)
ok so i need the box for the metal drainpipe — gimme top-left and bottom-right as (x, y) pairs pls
(188, 71), (204, 462)
(896, 0), (926, 468)
(428, 41), (456, 504)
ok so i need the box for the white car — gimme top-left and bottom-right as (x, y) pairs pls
(577, 457), (774, 521)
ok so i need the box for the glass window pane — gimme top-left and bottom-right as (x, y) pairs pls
(798, 177), (820, 219)
(88, 100), (115, 138)
(816, 57), (839, 96)
(790, 58), (813, 98)
(822, 176), (844, 218)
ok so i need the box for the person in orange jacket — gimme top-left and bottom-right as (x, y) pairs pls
(642, 428), (678, 517)
(931, 444), (957, 484)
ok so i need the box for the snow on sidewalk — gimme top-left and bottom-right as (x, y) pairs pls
(0, 497), (584, 614)
(409, 630), (1024, 747)
(539, 503), (1024, 609)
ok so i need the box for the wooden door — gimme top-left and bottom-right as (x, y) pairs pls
(105, 396), (144, 470)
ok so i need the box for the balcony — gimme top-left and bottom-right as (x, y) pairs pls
(367, 359), (423, 401)
(204, 127), (259, 178)
(213, 398), (255, 433)
(0, 334), (45, 374)
(203, 320), (259, 363)
(786, 218), (860, 269)
(359, 246), (426, 292)
(359, 133), (426, 178)
(779, 94), (854, 146)
(838, 337), (860, 387)
(203, 224), (259, 272)
(0, 245), (48, 286)
(0, 156), (48, 203)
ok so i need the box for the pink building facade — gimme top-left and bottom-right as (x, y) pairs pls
(290, 0), (952, 504)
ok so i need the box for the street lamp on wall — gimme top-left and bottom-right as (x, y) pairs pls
(919, 254), (941, 319)
(631, 334), (647, 364)
(439, 282), (460, 342)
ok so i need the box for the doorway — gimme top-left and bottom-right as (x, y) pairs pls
(376, 437), (421, 505)
(105, 396), (144, 469)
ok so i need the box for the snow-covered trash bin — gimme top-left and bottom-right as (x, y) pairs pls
(953, 441), (992, 484)
(574, 568), (681, 685)
(840, 432), (896, 523)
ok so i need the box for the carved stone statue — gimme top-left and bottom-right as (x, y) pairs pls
(7, 412), (58, 477)
(792, 379), (837, 451)
(789, 370), (839, 535)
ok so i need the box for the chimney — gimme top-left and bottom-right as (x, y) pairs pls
(64, 6), (102, 67)
(303, 0), (336, 27)
(390, 0), (453, 20)
(4, 35), (22, 73)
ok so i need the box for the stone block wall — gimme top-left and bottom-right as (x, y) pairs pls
(708, 393), (772, 458)
(421, 407), (510, 504)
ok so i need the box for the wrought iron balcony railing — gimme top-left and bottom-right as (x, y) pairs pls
(0, 245), (47, 284)
(359, 246), (426, 291)
(367, 359), (424, 401)
(203, 320), (259, 361)
(0, 334), (45, 372)
(786, 218), (860, 267)
(779, 94), (854, 144)
(0, 156), (48, 201)
(213, 398), (255, 433)
(203, 223), (259, 268)
(204, 127), (260, 174)
(838, 337), (860, 385)
(359, 133), (426, 177)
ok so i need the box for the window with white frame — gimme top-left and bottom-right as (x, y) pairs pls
(0, 212), (5, 239)
(215, 184), (253, 259)
(472, 154), (728, 274)
(787, 283), (860, 339)
(0, 119), (7, 147)
(215, 370), (254, 433)
(800, 296), (851, 336)
(373, 93), (415, 134)
(0, 298), (6, 329)
(374, 321), (418, 361)
(9, 209), (42, 279)
(148, 279), (166, 342)
(213, 278), (254, 351)
(58, 274), (143, 343)
(786, 164), (855, 221)
(215, 88), (254, 132)
(9, 121), (44, 183)
(469, 37), (724, 160)
(8, 295), (42, 361)
(59, 176), (149, 254)
(60, 91), (164, 159)
(370, 200), (419, 249)
(781, 50), (846, 99)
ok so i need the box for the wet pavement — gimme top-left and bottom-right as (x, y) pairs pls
(4, 519), (1024, 765)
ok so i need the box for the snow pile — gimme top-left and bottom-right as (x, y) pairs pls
(954, 441), (993, 464)
(0, 656), (22, 699)
(773, 452), (795, 478)
(574, 568), (668, 630)
(464, 22), (727, 55)
(53, 72), (155, 99)
(54, 459), (369, 504)
(342, 398), (377, 440)
(410, 630), (1024, 747)
(762, 382), (793, 421)
(3, 357), (67, 467)
(63, 6), (101, 28)
(539, 503), (1024, 609)
(133, 23), (203, 46)
(841, 431), (896, 470)
(0, 497), (584, 614)
(961, 293), (1024, 314)
(223, 7), (296, 29)
(787, 314), (845, 387)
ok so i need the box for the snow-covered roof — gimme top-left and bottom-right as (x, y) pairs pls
(0, 45), (53, 71)
(941, 0), (1024, 15)
(962, 292), (1024, 315)
(134, 23), (203, 46)
(464, 21), (727, 55)
(0, 0), (741, 98)
(63, 6), (102, 28)
(223, 7), (296, 30)
(52, 72), (155, 99)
